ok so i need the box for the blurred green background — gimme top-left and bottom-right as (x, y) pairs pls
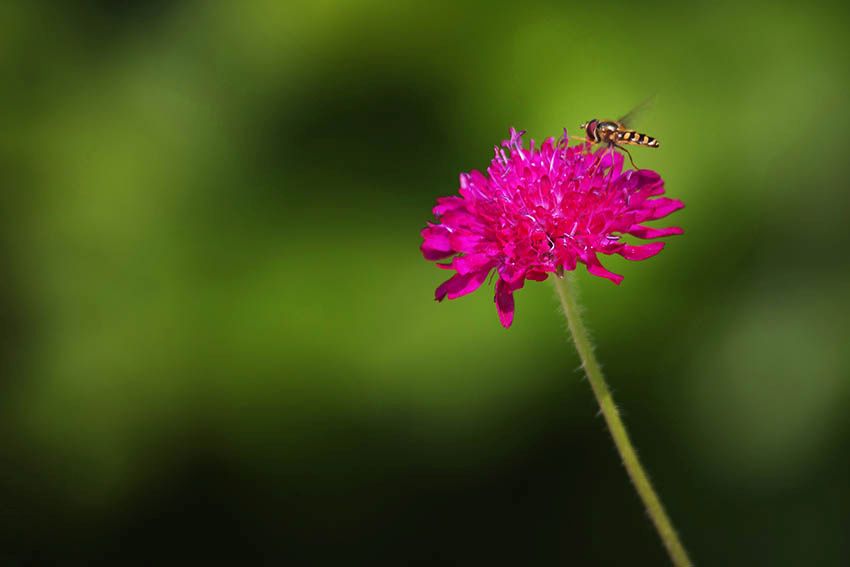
(1, 0), (849, 564)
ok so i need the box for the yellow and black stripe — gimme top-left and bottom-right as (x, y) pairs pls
(617, 129), (660, 148)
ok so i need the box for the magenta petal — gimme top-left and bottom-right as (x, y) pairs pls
(497, 264), (522, 285)
(422, 245), (454, 261)
(448, 233), (483, 253)
(642, 198), (685, 220)
(420, 225), (453, 260)
(494, 279), (515, 328)
(453, 253), (496, 275)
(435, 269), (490, 301)
(620, 241), (665, 261)
(433, 196), (466, 216)
(632, 170), (664, 196)
(558, 247), (578, 272)
(628, 224), (684, 239)
(439, 209), (482, 229)
(459, 170), (490, 200)
(584, 253), (624, 284)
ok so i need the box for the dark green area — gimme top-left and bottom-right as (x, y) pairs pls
(1, 0), (849, 564)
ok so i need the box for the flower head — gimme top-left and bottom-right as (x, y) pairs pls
(421, 128), (684, 328)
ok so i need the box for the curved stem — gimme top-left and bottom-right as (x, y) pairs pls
(553, 274), (692, 567)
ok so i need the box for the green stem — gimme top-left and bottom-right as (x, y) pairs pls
(553, 274), (692, 567)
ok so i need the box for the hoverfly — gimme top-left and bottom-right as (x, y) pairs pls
(578, 98), (659, 169)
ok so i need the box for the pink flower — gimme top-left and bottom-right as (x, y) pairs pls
(421, 128), (684, 328)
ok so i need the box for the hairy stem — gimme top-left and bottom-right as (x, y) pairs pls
(553, 274), (692, 567)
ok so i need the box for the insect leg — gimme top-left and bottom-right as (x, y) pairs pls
(606, 143), (616, 189)
(615, 143), (639, 169)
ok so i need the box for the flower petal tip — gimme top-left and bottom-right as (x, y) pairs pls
(495, 280), (515, 328)
(621, 241), (666, 261)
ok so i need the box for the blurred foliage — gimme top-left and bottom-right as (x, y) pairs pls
(1, 0), (849, 564)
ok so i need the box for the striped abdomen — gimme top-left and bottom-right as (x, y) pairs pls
(616, 129), (660, 148)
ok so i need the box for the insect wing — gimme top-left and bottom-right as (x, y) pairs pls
(616, 95), (655, 129)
